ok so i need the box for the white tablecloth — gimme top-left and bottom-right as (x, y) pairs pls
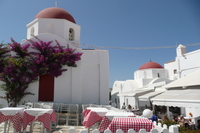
(25, 108), (53, 118)
(0, 107), (24, 115)
(105, 112), (134, 120)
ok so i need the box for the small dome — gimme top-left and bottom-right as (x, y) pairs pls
(139, 61), (163, 70)
(35, 7), (76, 23)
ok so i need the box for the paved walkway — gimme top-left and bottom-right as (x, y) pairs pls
(0, 123), (89, 133)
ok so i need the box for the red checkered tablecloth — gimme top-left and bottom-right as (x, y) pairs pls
(82, 107), (108, 118)
(23, 110), (56, 131)
(82, 111), (103, 128)
(98, 114), (135, 132)
(82, 109), (90, 117)
(107, 117), (154, 133)
(0, 112), (23, 132)
(98, 116), (112, 132)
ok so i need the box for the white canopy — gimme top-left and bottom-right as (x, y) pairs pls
(138, 91), (165, 101)
(117, 89), (152, 97)
(151, 89), (200, 108)
(164, 69), (200, 88)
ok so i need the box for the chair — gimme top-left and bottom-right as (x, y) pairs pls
(58, 103), (70, 125)
(82, 104), (91, 111)
(25, 102), (33, 108)
(67, 104), (79, 126)
(81, 104), (91, 122)
(52, 103), (60, 127)
(33, 102), (43, 108)
(42, 102), (53, 109)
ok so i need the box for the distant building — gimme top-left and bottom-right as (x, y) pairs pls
(112, 61), (171, 109)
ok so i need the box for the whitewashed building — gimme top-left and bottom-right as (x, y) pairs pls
(165, 44), (200, 80)
(0, 7), (109, 107)
(112, 61), (171, 109)
(151, 44), (200, 120)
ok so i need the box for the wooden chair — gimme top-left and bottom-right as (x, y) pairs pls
(51, 103), (60, 128)
(58, 103), (70, 125)
(67, 104), (79, 126)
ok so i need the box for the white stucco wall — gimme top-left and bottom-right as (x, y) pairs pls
(134, 69), (168, 86)
(20, 47), (109, 105)
(111, 81), (125, 108)
(165, 45), (200, 79)
(122, 80), (141, 92)
(164, 60), (178, 80)
(2, 28), (109, 106)
(27, 18), (81, 48)
(81, 50), (109, 105)
(178, 49), (200, 77)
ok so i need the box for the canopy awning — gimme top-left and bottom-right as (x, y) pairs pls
(151, 89), (200, 108)
(138, 91), (165, 101)
(164, 69), (200, 88)
(117, 89), (153, 97)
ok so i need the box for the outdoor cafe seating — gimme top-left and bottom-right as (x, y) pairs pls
(82, 105), (154, 133)
(0, 103), (57, 133)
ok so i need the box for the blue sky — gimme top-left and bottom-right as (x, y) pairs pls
(0, 0), (200, 88)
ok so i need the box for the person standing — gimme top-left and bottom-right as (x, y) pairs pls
(151, 112), (158, 122)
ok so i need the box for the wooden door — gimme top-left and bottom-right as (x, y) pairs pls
(39, 74), (54, 101)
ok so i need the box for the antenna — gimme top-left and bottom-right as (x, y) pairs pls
(176, 41), (178, 46)
(55, 1), (58, 7)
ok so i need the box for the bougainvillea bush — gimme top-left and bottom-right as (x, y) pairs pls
(0, 38), (82, 106)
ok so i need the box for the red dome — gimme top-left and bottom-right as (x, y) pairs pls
(35, 7), (76, 23)
(139, 61), (163, 70)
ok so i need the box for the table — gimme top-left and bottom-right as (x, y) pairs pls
(107, 117), (154, 133)
(82, 107), (111, 128)
(82, 107), (108, 117)
(0, 107), (24, 133)
(23, 108), (56, 132)
(98, 112), (135, 132)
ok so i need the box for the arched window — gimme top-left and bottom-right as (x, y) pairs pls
(174, 69), (177, 74)
(30, 27), (34, 37)
(69, 28), (74, 41)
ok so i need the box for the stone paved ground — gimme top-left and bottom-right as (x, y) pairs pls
(0, 123), (89, 133)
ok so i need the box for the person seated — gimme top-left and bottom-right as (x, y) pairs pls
(157, 110), (165, 119)
(121, 102), (126, 110)
(172, 115), (178, 122)
(178, 115), (185, 126)
(127, 104), (132, 112)
(162, 115), (169, 124)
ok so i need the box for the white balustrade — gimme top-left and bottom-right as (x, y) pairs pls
(68, 125), (179, 133)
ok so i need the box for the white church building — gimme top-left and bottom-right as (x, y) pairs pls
(0, 7), (109, 107)
(112, 61), (172, 109)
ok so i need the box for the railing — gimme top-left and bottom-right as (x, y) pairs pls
(67, 125), (179, 133)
